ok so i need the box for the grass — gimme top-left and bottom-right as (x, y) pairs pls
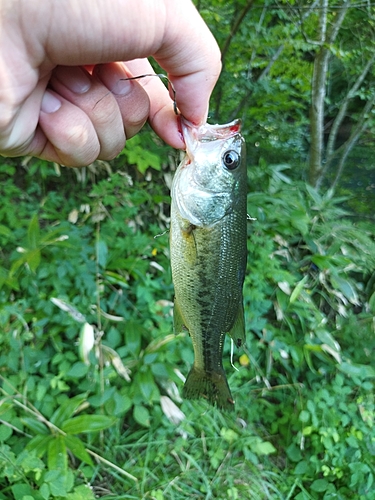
(88, 401), (286, 499)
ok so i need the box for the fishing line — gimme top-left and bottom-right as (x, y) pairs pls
(154, 229), (169, 239)
(94, 73), (179, 115)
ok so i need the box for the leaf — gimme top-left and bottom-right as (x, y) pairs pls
(104, 271), (130, 289)
(133, 405), (151, 428)
(61, 415), (116, 434)
(138, 369), (158, 400)
(66, 362), (89, 379)
(44, 469), (69, 497)
(310, 478), (329, 492)
(290, 210), (310, 235)
(305, 184), (322, 206)
(321, 344), (341, 363)
(64, 435), (94, 466)
(50, 297), (86, 323)
(40, 227), (69, 246)
(330, 275), (359, 305)
(79, 323), (95, 364)
(20, 417), (49, 435)
(315, 329), (341, 352)
(251, 439), (276, 456)
(25, 248), (41, 273)
(369, 291), (375, 313)
(96, 239), (108, 268)
(125, 320), (143, 357)
(311, 254), (332, 270)
(122, 135), (161, 174)
(278, 281), (291, 295)
(294, 460), (309, 475)
(299, 410), (310, 423)
(50, 394), (88, 427)
(339, 361), (375, 379)
(0, 423), (12, 442)
(11, 484), (36, 500)
(290, 276), (308, 304)
(66, 484), (96, 500)
(40, 483), (50, 500)
(48, 435), (67, 471)
(113, 392), (132, 417)
(0, 265), (18, 291)
(101, 345), (131, 381)
(16, 449), (45, 473)
(26, 435), (53, 457)
(0, 224), (12, 237)
(27, 214), (40, 249)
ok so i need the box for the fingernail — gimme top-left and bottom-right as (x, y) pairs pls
(54, 66), (91, 94)
(41, 91), (62, 113)
(96, 65), (133, 96)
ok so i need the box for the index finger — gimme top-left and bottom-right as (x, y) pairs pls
(131, 1), (221, 149)
(155, 0), (221, 125)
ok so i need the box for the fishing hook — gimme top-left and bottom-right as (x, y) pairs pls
(120, 73), (178, 116)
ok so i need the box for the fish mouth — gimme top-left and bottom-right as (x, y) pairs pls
(181, 118), (242, 157)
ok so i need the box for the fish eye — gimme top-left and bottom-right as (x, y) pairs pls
(222, 150), (240, 170)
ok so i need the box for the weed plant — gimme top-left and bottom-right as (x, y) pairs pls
(0, 148), (374, 499)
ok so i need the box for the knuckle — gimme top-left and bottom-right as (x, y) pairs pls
(126, 96), (150, 129)
(59, 127), (99, 166)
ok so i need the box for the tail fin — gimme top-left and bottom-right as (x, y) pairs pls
(183, 366), (235, 410)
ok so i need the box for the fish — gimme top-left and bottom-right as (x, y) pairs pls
(170, 117), (247, 410)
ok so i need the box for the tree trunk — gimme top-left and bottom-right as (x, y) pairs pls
(308, 0), (351, 187)
(308, 47), (330, 186)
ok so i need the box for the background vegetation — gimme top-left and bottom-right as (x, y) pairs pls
(0, 1), (374, 499)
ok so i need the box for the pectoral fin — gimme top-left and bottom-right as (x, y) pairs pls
(173, 298), (186, 335)
(228, 302), (246, 347)
(181, 223), (198, 266)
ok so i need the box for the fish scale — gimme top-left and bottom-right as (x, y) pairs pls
(170, 118), (247, 409)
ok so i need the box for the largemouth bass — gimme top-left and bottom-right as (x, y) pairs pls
(170, 118), (247, 410)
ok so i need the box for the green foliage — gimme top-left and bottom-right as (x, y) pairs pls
(1, 152), (374, 498)
(198, 0), (375, 191)
(119, 134), (163, 174)
(242, 166), (373, 376)
(234, 161), (375, 498)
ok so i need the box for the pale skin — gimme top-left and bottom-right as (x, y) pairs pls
(0, 0), (221, 166)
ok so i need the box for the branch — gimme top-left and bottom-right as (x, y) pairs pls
(213, 0), (255, 118)
(331, 94), (375, 190)
(229, 0), (319, 122)
(229, 44), (285, 121)
(325, 51), (375, 161)
(220, 0), (255, 70)
(316, 49), (375, 188)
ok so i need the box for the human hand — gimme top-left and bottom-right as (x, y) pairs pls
(0, 0), (221, 166)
